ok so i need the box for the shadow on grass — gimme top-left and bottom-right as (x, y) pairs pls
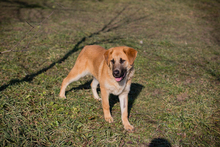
(0, 0), (45, 9)
(149, 138), (171, 147)
(0, 0), (49, 24)
(65, 81), (143, 117)
(66, 80), (93, 95)
(109, 83), (144, 116)
(0, 37), (84, 91)
(0, 31), (119, 92)
(0, 4), (148, 92)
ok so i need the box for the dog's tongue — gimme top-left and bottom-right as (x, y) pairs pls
(115, 73), (126, 82)
(115, 77), (123, 82)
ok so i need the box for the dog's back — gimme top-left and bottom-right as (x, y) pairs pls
(76, 45), (106, 79)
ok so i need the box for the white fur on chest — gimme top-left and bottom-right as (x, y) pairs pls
(105, 78), (127, 95)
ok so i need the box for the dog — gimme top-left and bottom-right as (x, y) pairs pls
(59, 45), (137, 131)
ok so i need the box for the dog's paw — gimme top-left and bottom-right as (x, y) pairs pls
(105, 116), (114, 123)
(59, 94), (66, 99)
(124, 124), (134, 132)
(94, 96), (102, 101)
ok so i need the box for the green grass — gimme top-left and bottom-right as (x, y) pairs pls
(0, 0), (220, 146)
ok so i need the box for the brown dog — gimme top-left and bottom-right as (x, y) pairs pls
(59, 45), (137, 131)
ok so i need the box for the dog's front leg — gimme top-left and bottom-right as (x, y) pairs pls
(119, 87), (134, 132)
(100, 86), (113, 123)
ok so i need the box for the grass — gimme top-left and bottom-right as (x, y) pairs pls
(0, 0), (220, 146)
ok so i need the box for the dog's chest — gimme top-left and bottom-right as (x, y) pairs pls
(105, 80), (127, 95)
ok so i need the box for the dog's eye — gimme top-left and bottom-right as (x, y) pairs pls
(111, 59), (115, 64)
(120, 58), (125, 64)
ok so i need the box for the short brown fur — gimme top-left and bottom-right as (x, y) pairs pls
(59, 45), (137, 131)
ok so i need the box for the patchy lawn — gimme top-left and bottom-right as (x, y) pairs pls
(0, 0), (220, 146)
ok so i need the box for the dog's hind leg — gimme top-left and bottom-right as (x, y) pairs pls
(91, 78), (101, 101)
(59, 65), (89, 98)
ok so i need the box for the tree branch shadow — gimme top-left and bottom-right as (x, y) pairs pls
(0, 4), (148, 91)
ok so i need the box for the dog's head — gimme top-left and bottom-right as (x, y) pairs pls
(104, 46), (137, 82)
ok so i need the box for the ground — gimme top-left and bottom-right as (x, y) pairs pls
(0, 0), (220, 146)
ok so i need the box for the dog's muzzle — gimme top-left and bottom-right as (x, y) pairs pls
(113, 69), (126, 82)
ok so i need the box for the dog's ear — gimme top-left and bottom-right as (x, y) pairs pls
(104, 49), (113, 65)
(123, 47), (137, 65)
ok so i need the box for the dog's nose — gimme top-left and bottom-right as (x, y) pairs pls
(113, 69), (120, 76)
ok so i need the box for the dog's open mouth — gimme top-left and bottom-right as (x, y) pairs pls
(115, 72), (126, 82)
